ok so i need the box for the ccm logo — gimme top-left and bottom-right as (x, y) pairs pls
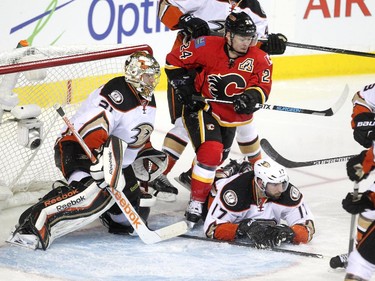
(110, 186), (141, 229)
(357, 121), (375, 127)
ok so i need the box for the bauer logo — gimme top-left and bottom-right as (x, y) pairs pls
(357, 121), (375, 127)
(109, 91), (124, 104)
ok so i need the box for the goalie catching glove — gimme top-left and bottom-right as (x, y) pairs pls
(236, 219), (294, 248)
(178, 13), (210, 39)
(352, 112), (375, 148)
(132, 147), (167, 182)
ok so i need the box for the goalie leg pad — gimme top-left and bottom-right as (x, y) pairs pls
(9, 179), (113, 250)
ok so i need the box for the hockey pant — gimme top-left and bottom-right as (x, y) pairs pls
(183, 108), (236, 202)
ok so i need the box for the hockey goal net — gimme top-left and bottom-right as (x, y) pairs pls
(0, 44), (153, 211)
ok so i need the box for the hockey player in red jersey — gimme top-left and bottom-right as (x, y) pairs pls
(7, 52), (166, 249)
(341, 82), (375, 280)
(165, 11), (273, 227)
(204, 158), (315, 247)
(151, 0), (287, 201)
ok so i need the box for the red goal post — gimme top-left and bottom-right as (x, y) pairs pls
(0, 44), (153, 211)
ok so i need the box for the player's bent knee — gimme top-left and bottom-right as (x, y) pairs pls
(197, 141), (223, 166)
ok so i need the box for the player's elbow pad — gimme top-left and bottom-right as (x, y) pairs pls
(291, 224), (314, 244)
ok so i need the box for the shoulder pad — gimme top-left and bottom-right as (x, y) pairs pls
(99, 77), (156, 111)
(276, 184), (302, 206)
(219, 173), (253, 212)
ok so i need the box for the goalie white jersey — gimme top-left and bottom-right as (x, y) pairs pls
(57, 76), (156, 180)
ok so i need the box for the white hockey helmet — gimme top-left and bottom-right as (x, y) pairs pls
(124, 51), (161, 100)
(254, 158), (289, 195)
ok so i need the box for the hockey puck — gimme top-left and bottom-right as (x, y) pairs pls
(329, 255), (346, 269)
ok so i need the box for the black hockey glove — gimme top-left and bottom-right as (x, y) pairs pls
(233, 89), (262, 114)
(346, 151), (372, 182)
(237, 219), (282, 248)
(272, 224), (295, 244)
(90, 154), (108, 189)
(352, 112), (375, 148)
(170, 75), (204, 112)
(342, 190), (375, 214)
(260, 33), (288, 55)
(178, 13), (210, 39)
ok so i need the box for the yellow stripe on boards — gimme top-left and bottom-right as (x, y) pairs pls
(155, 53), (375, 91)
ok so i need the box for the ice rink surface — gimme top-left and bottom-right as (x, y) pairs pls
(1, 74), (375, 281)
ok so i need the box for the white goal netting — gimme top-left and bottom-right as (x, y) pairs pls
(0, 43), (153, 211)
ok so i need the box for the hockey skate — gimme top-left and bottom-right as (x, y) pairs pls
(100, 212), (136, 235)
(148, 174), (178, 202)
(215, 158), (252, 179)
(7, 227), (40, 250)
(174, 168), (192, 191)
(330, 253), (348, 269)
(185, 199), (203, 229)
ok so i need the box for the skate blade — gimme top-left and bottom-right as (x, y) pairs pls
(152, 190), (177, 202)
(174, 177), (191, 191)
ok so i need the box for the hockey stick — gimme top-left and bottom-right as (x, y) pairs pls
(192, 84), (349, 116)
(348, 182), (359, 253)
(329, 182), (359, 268)
(210, 30), (375, 58)
(285, 41), (375, 58)
(181, 234), (323, 258)
(260, 138), (355, 168)
(54, 104), (188, 244)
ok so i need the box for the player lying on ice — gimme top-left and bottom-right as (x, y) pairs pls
(203, 158), (315, 248)
(6, 51), (167, 250)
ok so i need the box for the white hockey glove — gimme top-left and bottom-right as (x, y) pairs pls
(132, 147), (167, 182)
(90, 154), (108, 189)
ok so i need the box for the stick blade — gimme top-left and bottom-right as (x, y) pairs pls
(326, 84), (349, 116)
(154, 221), (188, 241)
(260, 138), (299, 168)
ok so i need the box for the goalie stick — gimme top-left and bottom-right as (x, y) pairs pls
(260, 138), (355, 168)
(192, 84), (349, 117)
(181, 234), (323, 258)
(54, 104), (188, 244)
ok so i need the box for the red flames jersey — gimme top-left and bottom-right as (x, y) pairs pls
(166, 36), (272, 126)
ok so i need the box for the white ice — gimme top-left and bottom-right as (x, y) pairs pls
(1, 74), (375, 281)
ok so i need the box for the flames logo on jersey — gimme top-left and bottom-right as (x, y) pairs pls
(207, 74), (246, 98)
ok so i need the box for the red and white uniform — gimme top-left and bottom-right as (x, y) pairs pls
(204, 172), (315, 243)
(157, 0), (270, 169)
(166, 36), (272, 126)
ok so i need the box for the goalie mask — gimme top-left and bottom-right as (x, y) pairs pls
(124, 51), (161, 101)
(254, 159), (289, 199)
